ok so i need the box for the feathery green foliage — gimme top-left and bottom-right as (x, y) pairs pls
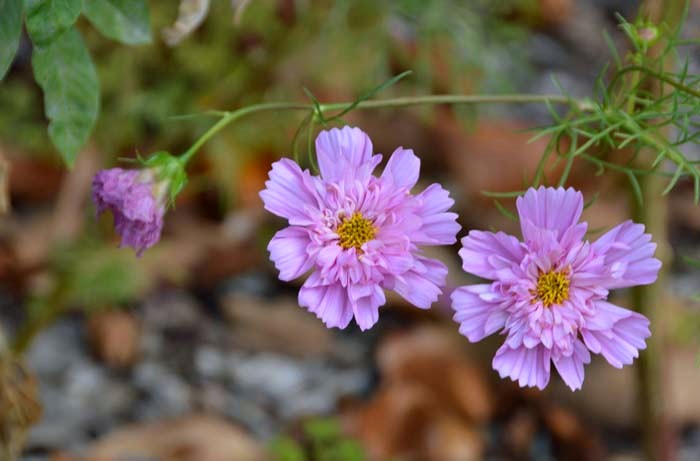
(518, 5), (700, 205)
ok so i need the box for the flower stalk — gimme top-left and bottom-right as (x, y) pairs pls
(632, 1), (686, 459)
(178, 94), (583, 165)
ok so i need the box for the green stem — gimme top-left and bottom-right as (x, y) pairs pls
(320, 93), (576, 111)
(178, 93), (580, 164)
(179, 102), (310, 164)
(632, 1), (685, 460)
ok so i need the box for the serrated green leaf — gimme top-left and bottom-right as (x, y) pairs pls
(23, 0), (82, 45)
(83, 0), (151, 45)
(32, 28), (99, 167)
(0, 0), (23, 79)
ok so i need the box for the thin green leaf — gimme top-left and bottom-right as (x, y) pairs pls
(32, 28), (99, 167)
(532, 134), (556, 186)
(626, 170), (643, 206)
(0, 0), (23, 79)
(83, 0), (151, 45)
(583, 191), (599, 209)
(326, 70), (412, 121)
(481, 189), (525, 198)
(307, 117), (317, 174)
(662, 165), (684, 195)
(603, 30), (621, 69)
(291, 112), (312, 165)
(651, 150), (666, 168)
(557, 148), (576, 187)
(493, 200), (517, 221)
(302, 86), (325, 123)
(23, 0), (81, 45)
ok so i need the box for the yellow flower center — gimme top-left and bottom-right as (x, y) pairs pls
(337, 212), (377, 250)
(534, 270), (570, 307)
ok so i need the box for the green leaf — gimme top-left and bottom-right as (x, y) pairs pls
(83, 0), (151, 45)
(682, 256), (700, 270)
(268, 437), (306, 461)
(32, 28), (99, 167)
(0, 0), (23, 79)
(23, 0), (82, 45)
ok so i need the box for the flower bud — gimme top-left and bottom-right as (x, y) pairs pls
(92, 152), (187, 255)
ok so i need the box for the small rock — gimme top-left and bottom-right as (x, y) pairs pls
(141, 291), (202, 331)
(228, 353), (306, 400)
(195, 346), (227, 380)
(226, 394), (276, 439)
(26, 320), (84, 379)
(132, 362), (192, 419)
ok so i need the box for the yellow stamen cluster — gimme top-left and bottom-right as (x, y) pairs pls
(534, 270), (570, 307)
(337, 212), (377, 250)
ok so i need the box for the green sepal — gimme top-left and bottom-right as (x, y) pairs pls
(141, 151), (187, 207)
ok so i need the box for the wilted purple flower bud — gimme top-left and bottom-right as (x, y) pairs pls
(93, 152), (187, 255)
(92, 168), (165, 255)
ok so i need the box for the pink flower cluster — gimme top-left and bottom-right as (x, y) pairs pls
(93, 126), (662, 391)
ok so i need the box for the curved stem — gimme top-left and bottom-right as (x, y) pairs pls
(610, 64), (700, 101)
(178, 93), (581, 164)
(321, 93), (577, 111)
(179, 102), (310, 164)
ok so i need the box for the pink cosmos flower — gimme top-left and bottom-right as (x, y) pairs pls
(92, 168), (165, 255)
(451, 187), (660, 391)
(260, 126), (461, 330)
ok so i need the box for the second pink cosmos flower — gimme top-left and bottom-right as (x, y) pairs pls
(451, 186), (661, 391)
(260, 126), (461, 330)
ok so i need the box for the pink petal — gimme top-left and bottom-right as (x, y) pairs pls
(349, 283), (385, 331)
(299, 275), (353, 329)
(451, 284), (507, 342)
(315, 126), (381, 183)
(581, 302), (650, 368)
(516, 187), (583, 243)
(389, 256), (447, 309)
(553, 340), (590, 391)
(584, 300), (636, 331)
(259, 159), (320, 225)
(381, 147), (420, 189)
(411, 184), (460, 246)
(493, 343), (551, 390)
(268, 226), (314, 281)
(592, 220), (661, 289)
(458, 230), (525, 279)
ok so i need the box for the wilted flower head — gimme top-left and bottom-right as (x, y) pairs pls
(260, 126), (461, 330)
(451, 187), (661, 391)
(92, 152), (186, 256)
